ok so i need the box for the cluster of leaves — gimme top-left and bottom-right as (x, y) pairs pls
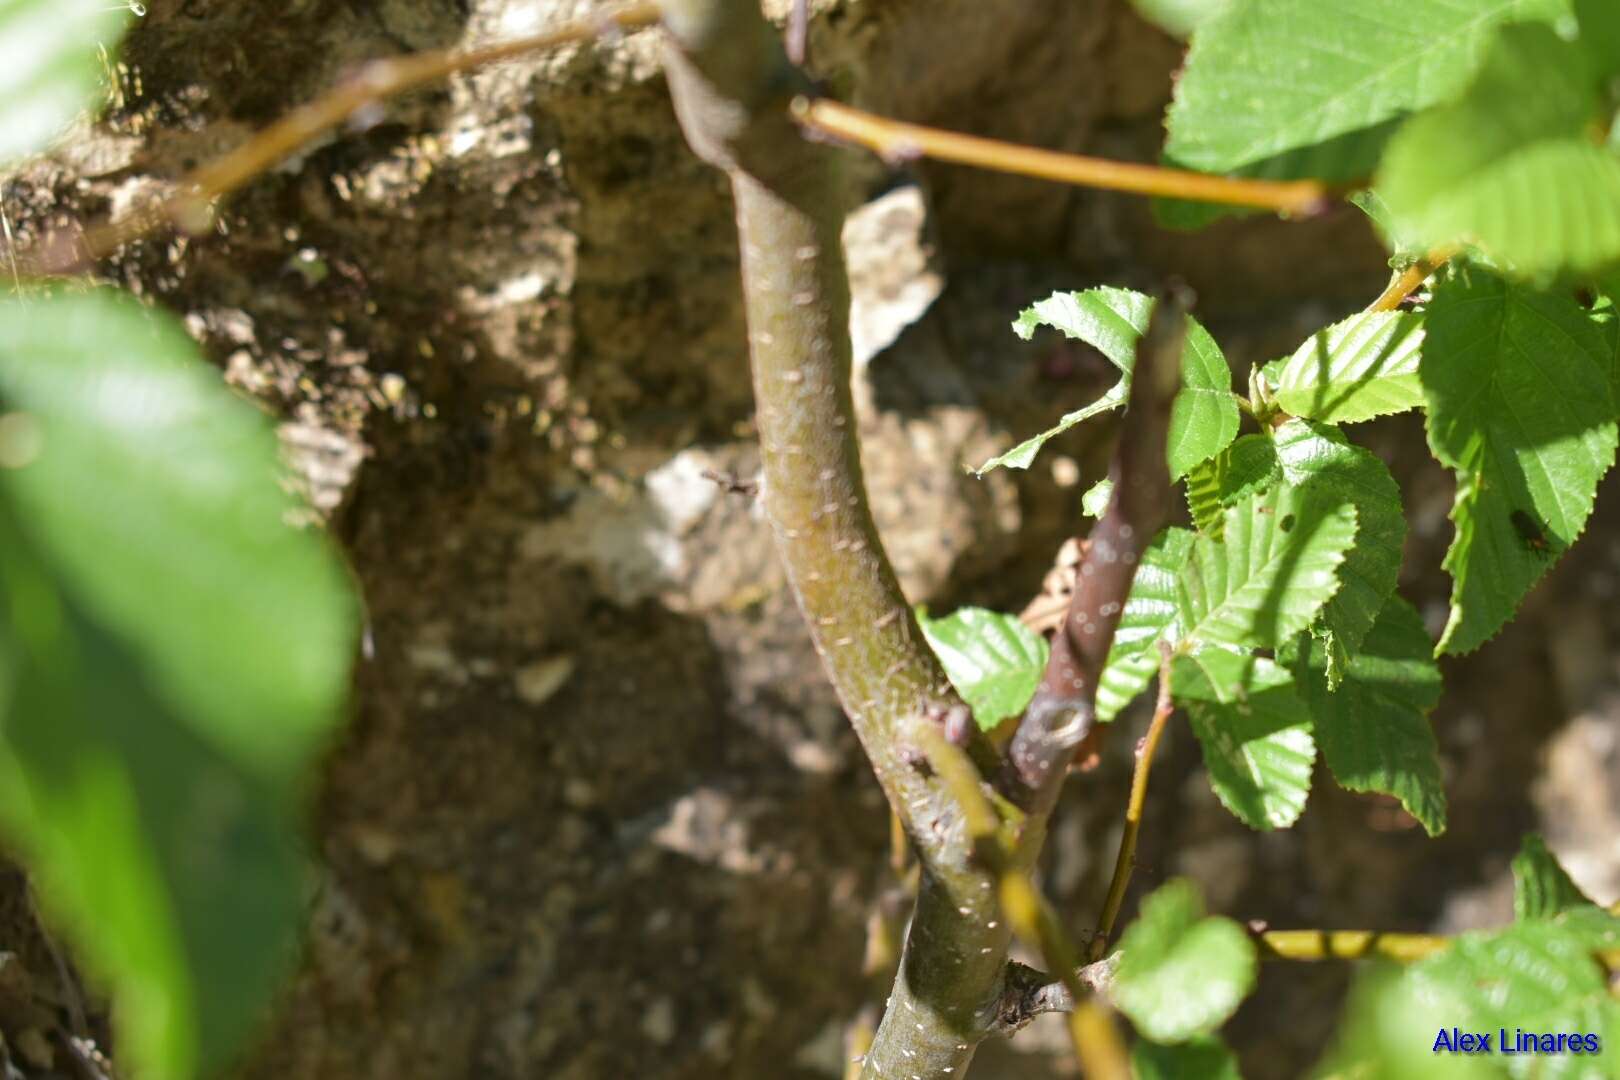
(932, 0), (1620, 841)
(0, 4), (356, 1078)
(1103, 837), (1620, 1077)
(931, 284), (1449, 837)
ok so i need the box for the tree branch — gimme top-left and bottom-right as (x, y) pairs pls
(1009, 293), (1188, 803)
(661, 5), (1012, 1076)
(795, 99), (1332, 215)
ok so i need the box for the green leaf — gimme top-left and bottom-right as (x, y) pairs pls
(1184, 435), (1281, 539)
(918, 607), (1049, 730)
(1350, 190), (1427, 267)
(1577, 0), (1620, 85)
(1422, 268), (1618, 654)
(1378, 21), (1620, 278)
(984, 288), (1239, 477)
(1271, 310), (1425, 424)
(1409, 921), (1620, 1078)
(0, 290), (356, 1078)
(0, 0), (131, 168)
(1284, 597), (1446, 836)
(1175, 651), (1316, 830)
(1096, 528), (1197, 723)
(1273, 421), (1405, 681)
(974, 385), (1128, 474)
(1082, 477), (1114, 519)
(1314, 965), (1496, 1080)
(1112, 879), (1258, 1044)
(1178, 484), (1358, 651)
(1513, 834), (1598, 920)
(1164, 0), (1559, 183)
(0, 515), (307, 1080)
(0, 291), (358, 784)
(1127, 0), (1231, 41)
(1132, 1035), (1243, 1080)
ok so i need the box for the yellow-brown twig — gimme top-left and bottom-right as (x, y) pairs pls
(795, 98), (1332, 216)
(1089, 642), (1175, 962)
(36, 2), (661, 273)
(1256, 929), (1449, 963)
(1365, 245), (1459, 312)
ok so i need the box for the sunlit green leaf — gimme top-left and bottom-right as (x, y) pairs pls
(1378, 21), (1620, 278)
(1513, 834), (1598, 920)
(1178, 484), (1357, 651)
(1184, 435), (1280, 539)
(1175, 650), (1316, 830)
(918, 607), (1048, 731)
(981, 288), (1238, 477)
(1096, 528), (1196, 723)
(1165, 0), (1559, 185)
(1422, 268), (1617, 654)
(1271, 311), (1425, 424)
(0, 290), (356, 1079)
(1273, 421), (1405, 681)
(1113, 879), (1257, 1043)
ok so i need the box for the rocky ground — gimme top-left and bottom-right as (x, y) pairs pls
(0, 1), (1616, 1078)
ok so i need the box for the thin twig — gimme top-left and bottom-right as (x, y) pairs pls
(1068, 1001), (1132, 1080)
(1089, 641), (1176, 961)
(1365, 246), (1458, 312)
(794, 98), (1332, 215)
(31, 2), (661, 273)
(1255, 928), (1452, 964)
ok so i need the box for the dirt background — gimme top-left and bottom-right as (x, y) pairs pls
(2, 1), (1618, 1077)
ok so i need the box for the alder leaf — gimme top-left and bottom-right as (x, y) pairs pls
(1408, 921), (1620, 1077)
(1112, 879), (1257, 1043)
(980, 288), (1238, 477)
(1095, 528), (1196, 723)
(1378, 20), (1620, 278)
(1184, 435), (1281, 539)
(1512, 834), (1598, 920)
(1271, 310), (1426, 424)
(918, 607), (1048, 731)
(1175, 651), (1316, 830)
(1422, 268), (1618, 654)
(1177, 485), (1358, 651)
(1273, 420), (1405, 682)
(1284, 597), (1446, 836)
(1164, 0), (1560, 185)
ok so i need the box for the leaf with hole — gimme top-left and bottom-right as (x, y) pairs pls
(1177, 483), (1358, 652)
(1273, 420), (1405, 682)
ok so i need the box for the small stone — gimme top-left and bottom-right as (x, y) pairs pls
(642, 996), (677, 1045)
(515, 655), (576, 706)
